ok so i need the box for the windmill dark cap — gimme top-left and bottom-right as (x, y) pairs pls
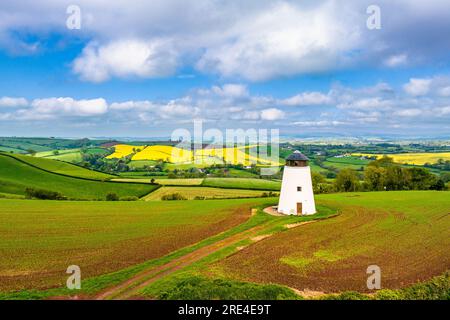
(286, 150), (309, 161)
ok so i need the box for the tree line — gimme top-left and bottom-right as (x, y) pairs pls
(313, 156), (448, 193)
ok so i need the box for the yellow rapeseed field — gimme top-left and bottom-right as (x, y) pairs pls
(107, 144), (280, 166)
(353, 152), (450, 165)
(132, 145), (193, 163)
(106, 144), (144, 159)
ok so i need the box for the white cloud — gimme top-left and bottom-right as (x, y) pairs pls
(110, 100), (156, 111)
(438, 86), (450, 97)
(384, 54), (408, 67)
(30, 97), (108, 117)
(2, 1), (450, 81)
(0, 97), (28, 108)
(73, 39), (178, 82)
(395, 108), (423, 117)
(292, 120), (346, 127)
(403, 78), (432, 96)
(260, 108), (285, 121)
(211, 84), (249, 98)
(281, 92), (332, 106)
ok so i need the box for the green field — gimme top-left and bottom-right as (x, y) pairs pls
(8, 153), (113, 180)
(143, 186), (269, 201)
(0, 154), (157, 200)
(128, 160), (159, 169)
(323, 156), (369, 170)
(202, 178), (281, 191)
(214, 191), (450, 293)
(0, 198), (263, 291)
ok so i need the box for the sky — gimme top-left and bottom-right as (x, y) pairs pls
(0, 0), (450, 138)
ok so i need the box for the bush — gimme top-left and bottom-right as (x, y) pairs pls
(194, 196), (206, 200)
(161, 193), (187, 201)
(119, 196), (139, 201)
(106, 192), (119, 201)
(157, 276), (300, 300)
(25, 188), (66, 200)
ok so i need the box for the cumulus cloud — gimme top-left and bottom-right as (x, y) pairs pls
(280, 92), (332, 106)
(260, 108), (285, 121)
(0, 96), (28, 108)
(30, 97), (108, 116)
(73, 39), (178, 82)
(403, 78), (432, 96)
(384, 54), (408, 67)
(2, 1), (450, 81)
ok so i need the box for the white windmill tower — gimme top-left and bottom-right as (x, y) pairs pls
(278, 150), (316, 216)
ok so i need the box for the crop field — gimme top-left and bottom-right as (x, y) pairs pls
(212, 191), (450, 293)
(0, 154), (156, 200)
(8, 153), (113, 180)
(107, 144), (280, 166)
(0, 199), (264, 291)
(323, 156), (370, 170)
(202, 178), (281, 191)
(143, 186), (268, 201)
(353, 153), (450, 165)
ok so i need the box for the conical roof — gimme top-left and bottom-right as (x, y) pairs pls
(286, 150), (309, 161)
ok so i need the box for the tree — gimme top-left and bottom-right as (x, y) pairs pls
(368, 155), (394, 168)
(364, 166), (385, 191)
(384, 166), (406, 190)
(106, 193), (119, 201)
(334, 169), (360, 192)
(27, 149), (37, 156)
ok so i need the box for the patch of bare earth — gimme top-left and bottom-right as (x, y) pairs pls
(214, 205), (450, 293)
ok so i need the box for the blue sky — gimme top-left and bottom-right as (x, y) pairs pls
(0, 1), (450, 138)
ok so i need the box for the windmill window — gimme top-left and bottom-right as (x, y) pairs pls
(297, 187), (302, 192)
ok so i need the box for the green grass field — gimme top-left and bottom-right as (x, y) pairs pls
(8, 153), (113, 180)
(214, 191), (450, 293)
(202, 178), (281, 191)
(0, 198), (264, 292)
(143, 186), (269, 200)
(0, 154), (156, 200)
(323, 156), (369, 170)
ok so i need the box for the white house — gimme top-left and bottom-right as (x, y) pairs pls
(278, 151), (316, 216)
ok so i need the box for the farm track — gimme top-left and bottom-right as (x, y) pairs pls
(95, 209), (319, 300)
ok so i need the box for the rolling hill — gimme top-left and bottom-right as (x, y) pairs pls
(0, 153), (157, 200)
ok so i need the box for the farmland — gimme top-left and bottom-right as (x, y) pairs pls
(0, 153), (156, 200)
(8, 153), (113, 180)
(202, 178), (281, 191)
(0, 199), (263, 291)
(107, 144), (280, 166)
(212, 191), (450, 293)
(143, 186), (270, 201)
(353, 152), (450, 166)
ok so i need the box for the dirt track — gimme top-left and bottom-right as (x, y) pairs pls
(96, 210), (270, 300)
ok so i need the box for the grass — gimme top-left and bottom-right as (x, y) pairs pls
(323, 156), (369, 170)
(213, 191), (450, 293)
(155, 275), (300, 300)
(8, 153), (113, 180)
(0, 153), (157, 200)
(143, 186), (269, 200)
(0, 198), (264, 292)
(128, 160), (159, 169)
(202, 178), (281, 191)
